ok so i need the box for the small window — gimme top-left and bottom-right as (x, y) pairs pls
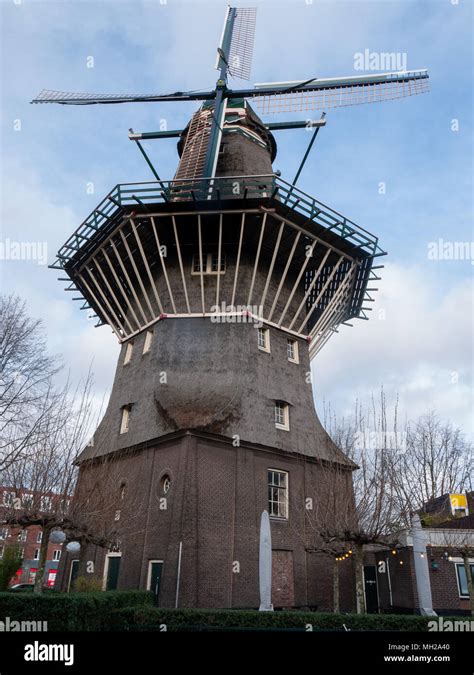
(274, 401), (290, 431)
(123, 341), (134, 365)
(40, 496), (51, 512)
(456, 563), (474, 598)
(3, 491), (15, 507)
(34, 549), (40, 560)
(192, 252), (226, 275)
(287, 339), (299, 364)
(22, 493), (33, 509)
(120, 483), (127, 501)
(0, 546), (3, 559)
(268, 469), (289, 519)
(18, 530), (27, 542)
(120, 406), (131, 434)
(53, 550), (61, 561)
(0, 528), (8, 540)
(36, 531), (43, 544)
(114, 510), (121, 522)
(257, 327), (270, 353)
(143, 330), (153, 355)
(160, 475), (171, 494)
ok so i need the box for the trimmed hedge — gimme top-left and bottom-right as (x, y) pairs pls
(107, 607), (442, 632)
(0, 594), (462, 631)
(0, 591), (153, 631)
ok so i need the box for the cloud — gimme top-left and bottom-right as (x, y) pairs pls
(313, 262), (474, 437)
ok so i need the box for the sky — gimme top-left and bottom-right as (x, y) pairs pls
(0, 0), (473, 439)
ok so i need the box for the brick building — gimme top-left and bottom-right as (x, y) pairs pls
(362, 494), (474, 615)
(0, 488), (63, 588)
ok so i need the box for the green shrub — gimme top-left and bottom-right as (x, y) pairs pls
(0, 590), (153, 631)
(107, 607), (443, 632)
(0, 546), (22, 591)
(73, 576), (103, 593)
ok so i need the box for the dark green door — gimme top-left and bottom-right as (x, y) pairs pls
(106, 556), (121, 590)
(149, 561), (163, 604)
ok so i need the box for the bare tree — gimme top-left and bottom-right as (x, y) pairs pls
(313, 391), (473, 613)
(389, 412), (473, 527)
(305, 391), (405, 613)
(0, 294), (60, 471)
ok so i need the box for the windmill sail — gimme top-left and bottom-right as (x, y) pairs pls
(174, 109), (212, 181)
(227, 7), (257, 80)
(31, 89), (213, 105)
(248, 70), (429, 113)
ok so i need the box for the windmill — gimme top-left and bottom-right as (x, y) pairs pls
(39, 8), (430, 608)
(32, 7), (429, 194)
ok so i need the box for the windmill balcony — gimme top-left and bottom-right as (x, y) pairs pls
(52, 174), (386, 357)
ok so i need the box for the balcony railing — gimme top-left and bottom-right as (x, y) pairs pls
(52, 174), (386, 269)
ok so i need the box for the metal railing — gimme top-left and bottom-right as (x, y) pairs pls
(53, 175), (385, 268)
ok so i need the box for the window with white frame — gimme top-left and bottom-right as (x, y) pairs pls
(3, 491), (15, 507)
(40, 496), (52, 512)
(143, 330), (153, 354)
(36, 531), (43, 544)
(18, 530), (27, 542)
(34, 549), (40, 560)
(257, 327), (270, 352)
(192, 251), (226, 275)
(19, 547), (24, 559)
(0, 528), (8, 540)
(268, 469), (289, 519)
(0, 546), (3, 559)
(123, 341), (134, 365)
(120, 406), (131, 434)
(287, 339), (299, 364)
(53, 550), (61, 561)
(22, 493), (33, 509)
(274, 401), (290, 431)
(455, 563), (474, 598)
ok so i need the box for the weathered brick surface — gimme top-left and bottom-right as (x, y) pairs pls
(58, 433), (356, 611)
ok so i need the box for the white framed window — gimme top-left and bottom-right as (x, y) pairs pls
(192, 252), (226, 275)
(18, 530), (27, 542)
(36, 531), (43, 544)
(114, 509), (121, 522)
(123, 341), (134, 365)
(287, 339), (299, 364)
(455, 562), (474, 598)
(274, 401), (290, 431)
(0, 528), (8, 540)
(143, 330), (153, 354)
(257, 327), (270, 353)
(19, 547), (24, 559)
(34, 549), (40, 560)
(22, 493), (33, 509)
(0, 546), (3, 559)
(40, 496), (52, 512)
(120, 406), (131, 434)
(3, 491), (15, 507)
(268, 469), (289, 519)
(52, 550), (61, 561)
